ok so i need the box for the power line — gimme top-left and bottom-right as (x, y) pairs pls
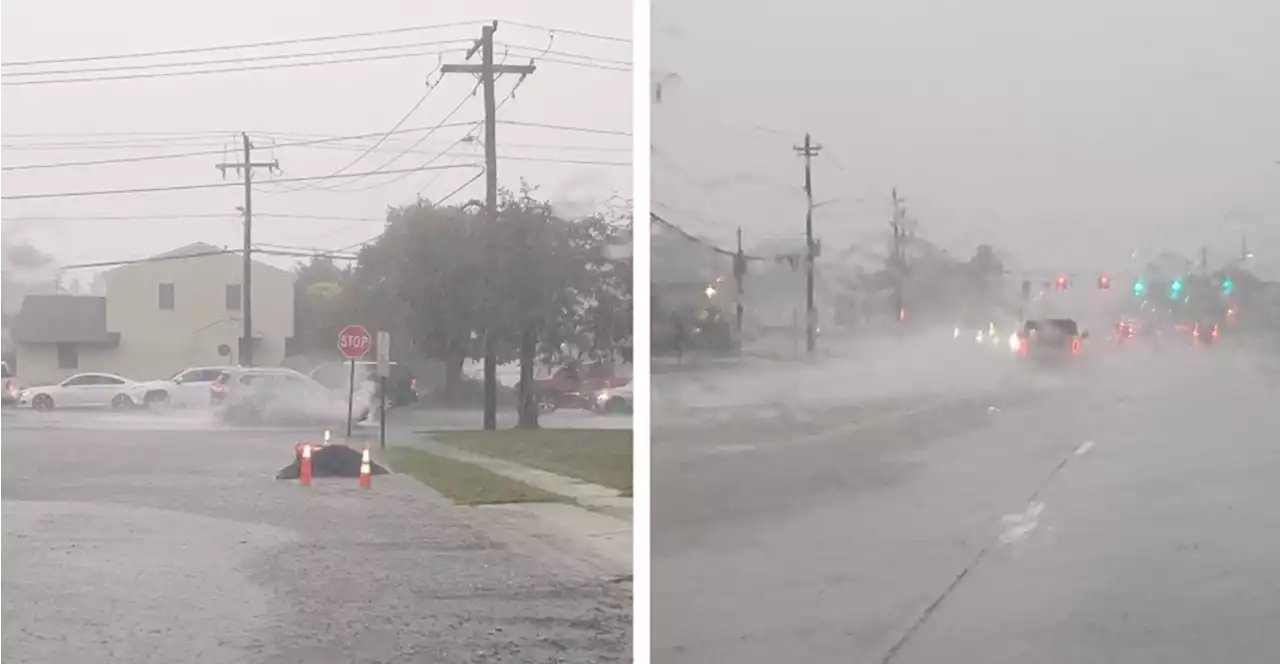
(269, 83), (443, 193)
(297, 83), (481, 192)
(2, 144), (240, 171)
(3, 47), (465, 86)
(3, 39), (468, 78)
(534, 57), (632, 72)
(2, 121), (624, 151)
(499, 155), (631, 166)
(421, 166), (486, 201)
(502, 43), (632, 66)
(502, 21), (631, 44)
(2, 20), (481, 67)
(498, 120), (631, 136)
(0, 212), (385, 223)
(1, 163), (478, 200)
(345, 80), (533, 194)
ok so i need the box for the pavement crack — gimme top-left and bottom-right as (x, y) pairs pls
(881, 438), (1092, 662)
(879, 545), (990, 664)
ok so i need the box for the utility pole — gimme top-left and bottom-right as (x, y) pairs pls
(891, 188), (906, 322)
(734, 226), (746, 348)
(794, 133), (821, 353)
(442, 22), (535, 430)
(216, 133), (279, 367)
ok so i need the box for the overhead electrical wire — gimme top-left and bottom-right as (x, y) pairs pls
(1, 163), (478, 200)
(502, 43), (632, 66)
(0, 212), (385, 223)
(276, 81), (481, 193)
(266, 71), (444, 193)
(498, 120), (631, 136)
(2, 47), (467, 86)
(3, 39), (470, 78)
(502, 21), (631, 44)
(1, 20), (482, 67)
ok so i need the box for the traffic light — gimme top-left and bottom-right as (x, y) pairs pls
(1097, 275), (1110, 290)
(1222, 278), (1234, 296)
(1055, 275), (1068, 291)
(1133, 279), (1146, 297)
(1170, 279), (1183, 299)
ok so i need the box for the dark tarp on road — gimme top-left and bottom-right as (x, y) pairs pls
(276, 444), (390, 480)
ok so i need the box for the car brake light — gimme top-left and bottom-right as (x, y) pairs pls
(1211, 324), (1219, 339)
(1072, 337), (1081, 354)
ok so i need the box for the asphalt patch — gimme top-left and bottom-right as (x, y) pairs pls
(275, 444), (390, 480)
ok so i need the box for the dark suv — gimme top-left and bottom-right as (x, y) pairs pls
(1016, 318), (1088, 361)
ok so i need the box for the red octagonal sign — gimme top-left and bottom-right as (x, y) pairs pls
(337, 324), (372, 359)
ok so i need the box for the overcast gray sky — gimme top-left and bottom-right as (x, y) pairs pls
(653, 0), (1280, 276)
(1, 0), (631, 284)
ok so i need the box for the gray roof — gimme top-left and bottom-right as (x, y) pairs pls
(12, 295), (111, 344)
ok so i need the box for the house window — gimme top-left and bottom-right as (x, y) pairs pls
(226, 284), (242, 310)
(57, 343), (78, 369)
(159, 283), (175, 310)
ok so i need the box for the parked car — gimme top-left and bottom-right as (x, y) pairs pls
(2, 361), (18, 406)
(16, 372), (149, 411)
(211, 367), (367, 425)
(136, 365), (238, 408)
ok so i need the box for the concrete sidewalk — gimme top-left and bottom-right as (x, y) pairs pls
(397, 435), (633, 579)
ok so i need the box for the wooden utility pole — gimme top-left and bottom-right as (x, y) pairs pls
(442, 22), (535, 430)
(891, 188), (907, 322)
(216, 133), (279, 367)
(794, 133), (822, 353)
(734, 226), (746, 345)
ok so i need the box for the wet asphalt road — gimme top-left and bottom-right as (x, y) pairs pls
(652, 345), (1280, 663)
(2, 419), (630, 664)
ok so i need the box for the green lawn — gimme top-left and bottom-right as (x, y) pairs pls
(432, 428), (633, 496)
(386, 447), (567, 506)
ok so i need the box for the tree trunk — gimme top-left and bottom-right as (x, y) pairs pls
(517, 320), (539, 429)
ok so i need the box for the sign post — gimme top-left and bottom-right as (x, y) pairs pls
(338, 324), (371, 437)
(376, 331), (391, 450)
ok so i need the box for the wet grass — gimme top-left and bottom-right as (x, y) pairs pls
(431, 429), (633, 496)
(387, 447), (567, 505)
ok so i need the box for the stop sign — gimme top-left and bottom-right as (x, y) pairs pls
(337, 324), (371, 359)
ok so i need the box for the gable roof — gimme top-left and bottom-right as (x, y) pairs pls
(103, 242), (293, 276)
(12, 295), (111, 344)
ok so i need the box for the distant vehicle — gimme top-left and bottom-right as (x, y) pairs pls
(2, 361), (18, 406)
(591, 382), (633, 414)
(1014, 318), (1089, 363)
(211, 367), (366, 425)
(136, 365), (238, 408)
(16, 372), (149, 411)
(307, 361), (418, 407)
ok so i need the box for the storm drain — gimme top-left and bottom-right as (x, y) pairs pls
(276, 444), (390, 480)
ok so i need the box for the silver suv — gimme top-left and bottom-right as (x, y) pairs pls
(211, 367), (364, 424)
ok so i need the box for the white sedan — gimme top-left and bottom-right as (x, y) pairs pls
(17, 372), (149, 411)
(135, 365), (238, 408)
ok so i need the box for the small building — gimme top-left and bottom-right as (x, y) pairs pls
(12, 243), (296, 385)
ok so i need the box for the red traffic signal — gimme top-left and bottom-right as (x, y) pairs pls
(1098, 275), (1110, 289)
(1055, 276), (1068, 290)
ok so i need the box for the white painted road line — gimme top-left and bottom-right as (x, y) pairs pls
(1000, 501), (1045, 544)
(1075, 440), (1096, 456)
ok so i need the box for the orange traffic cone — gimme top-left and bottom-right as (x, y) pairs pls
(300, 444), (313, 487)
(358, 443), (372, 489)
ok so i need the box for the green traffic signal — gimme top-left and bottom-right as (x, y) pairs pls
(1133, 280), (1145, 296)
(1222, 278), (1234, 295)
(1170, 279), (1183, 299)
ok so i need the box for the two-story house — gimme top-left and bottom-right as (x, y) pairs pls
(12, 243), (295, 385)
